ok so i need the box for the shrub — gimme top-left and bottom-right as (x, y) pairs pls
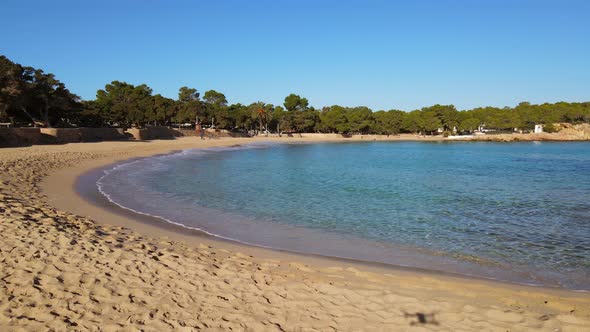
(544, 124), (559, 133)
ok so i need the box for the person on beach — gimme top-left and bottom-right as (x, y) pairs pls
(196, 123), (204, 140)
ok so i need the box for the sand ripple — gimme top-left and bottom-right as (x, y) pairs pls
(0, 139), (589, 331)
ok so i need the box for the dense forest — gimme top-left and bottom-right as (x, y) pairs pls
(2, 55), (589, 135)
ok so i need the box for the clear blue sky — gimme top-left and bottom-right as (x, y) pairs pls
(1, 0), (588, 111)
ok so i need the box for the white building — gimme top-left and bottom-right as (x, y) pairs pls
(534, 124), (544, 133)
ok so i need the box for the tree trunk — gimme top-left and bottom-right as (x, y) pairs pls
(42, 103), (51, 128)
(20, 106), (37, 127)
(0, 104), (8, 121)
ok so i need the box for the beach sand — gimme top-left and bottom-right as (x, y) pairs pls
(1, 136), (589, 331)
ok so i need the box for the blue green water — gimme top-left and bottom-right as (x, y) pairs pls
(98, 141), (590, 290)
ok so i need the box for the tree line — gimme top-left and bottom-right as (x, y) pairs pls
(2, 55), (589, 134)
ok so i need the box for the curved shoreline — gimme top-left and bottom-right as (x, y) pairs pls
(73, 145), (476, 281)
(45, 137), (456, 276)
(2, 136), (580, 330)
(43, 137), (585, 290)
(85, 143), (590, 291)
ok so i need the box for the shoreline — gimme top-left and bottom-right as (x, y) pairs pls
(2, 136), (589, 330)
(47, 138), (488, 282)
(77, 159), (471, 281)
(78, 141), (589, 292)
(41, 137), (590, 291)
(3, 129), (590, 149)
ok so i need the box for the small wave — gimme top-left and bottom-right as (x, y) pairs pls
(96, 142), (288, 246)
(94, 141), (590, 291)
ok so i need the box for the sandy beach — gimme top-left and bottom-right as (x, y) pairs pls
(1, 136), (589, 331)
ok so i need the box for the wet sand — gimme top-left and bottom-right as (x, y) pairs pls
(1, 136), (589, 331)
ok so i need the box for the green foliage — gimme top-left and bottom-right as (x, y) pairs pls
(0, 55), (80, 127)
(283, 93), (309, 112)
(279, 94), (317, 133)
(284, 108), (318, 133)
(203, 90), (227, 106)
(346, 107), (373, 133)
(3, 53), (590, 135)
(543, 123), (559, 133)
(175, 86), (200, 123)
(319, 106), (350, 133)
(471, 107), (520, 130)
(270, 106), (286, 133)
(76, 100), (108, 127)
(230, 103), (253, 130)
(248, 101), (275, 132)
(373, 110), (404, 134)
(422, 104), (458, 132)
(150, 94), (177, 125)
(214, 104), (236, 129)
(401, 111), (421, 133)
(419, 110), (442, 135)
(458, 116), (480, 132)
(94, 81), (154, 127)
(202, 90), (227, 126)
(178, 86), (199, 103)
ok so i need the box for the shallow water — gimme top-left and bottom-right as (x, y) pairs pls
(97, 141), (590, 290)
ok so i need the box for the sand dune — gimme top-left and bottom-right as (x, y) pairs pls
(1, 137), (589, 331)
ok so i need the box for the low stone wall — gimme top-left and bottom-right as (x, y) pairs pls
(257, 133), (387, 139)
(126, 126), (178, 140)
(125, 128), (145, 140)
(79, 128), (128, 141)
(206, 129), (249, 138)
(40, 128), (82, 144)
(173, 129), (197, 137)
(299, 133), (349, 139)
(172, 128), (250, 138)
(0, 128), (42, 147)
(40, 128), (130, 144)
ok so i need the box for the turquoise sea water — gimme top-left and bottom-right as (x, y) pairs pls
(97, 141), (590, 290)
